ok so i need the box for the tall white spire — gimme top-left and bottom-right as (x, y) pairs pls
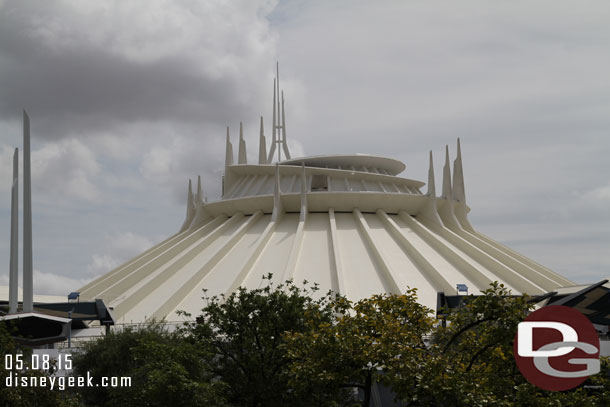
(451, 138), (473, 231)
(196, 175), (203, 203)
(180, 179), (196, 232)
(419, 150), (442, 224)
(426, 150), (436, 197)
(258, 116), (267, 164)
(281, 90), (290, 160)
(452, 138), (465, 204)
(267, 62), (291, 163)
(223, 126), (234, 196)
(9, 148), (18, 313)
(268, 79), (277, 162)
(438, 145), (462, 230)
(238, 122), (247, 164)
(23, 110), (33, 313)
(225, 127), (234, 170)
(188, 175), (209, 229)
(441, 145), (452, 200)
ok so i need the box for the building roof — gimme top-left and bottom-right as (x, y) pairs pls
(76, 70), (575, 323)
(280, 154), (406, 175)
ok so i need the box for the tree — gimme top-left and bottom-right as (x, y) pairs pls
(283, 288), (434, 407)
(72, 323), (227, 407)
(405, 282), (610, 407)
(396, 282), (535, 406)
(284, 282), (610, 407)
(182, 275), (356, 407)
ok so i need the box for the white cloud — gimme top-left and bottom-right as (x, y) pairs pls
(583, 183), (610, 204)
(32, 269), (90, 296)
(0, 270), (89, 296)
(85, 231), (158, 280)
(32, 138), (101, 201)
(0, 138), (101, 202)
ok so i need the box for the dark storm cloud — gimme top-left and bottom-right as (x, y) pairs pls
(0, 0), (277, 139)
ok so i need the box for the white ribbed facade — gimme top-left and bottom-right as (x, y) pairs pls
(78, 71), (574, 324)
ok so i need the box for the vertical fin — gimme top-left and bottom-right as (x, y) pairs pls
(258, 116), (267, 164)
(281, 91), (291, 160)
(9, 148), (18, 313)
(418, 150), (442, 224)
(427, 150), (436, 197)
(300, 162), (307, 221)
(271, 163), (283, 221)
(225, 127), (234, 169)
(180, 179), (196, 232)
(238, 122), (247, 164)
(267, 63), (291, 162)
(452, 137), (465, 204)
(452, 138), (474, 231)
(196, 175), (203, 203)
(438, 145), (461, 229)
(441, 145), (452, 200)
(267, 78), (277, 163)
(189, 175), (210, 229)
(223, 127), (234, 196)
(23, 110), (33, 313)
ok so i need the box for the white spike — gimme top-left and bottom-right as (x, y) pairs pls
(9, 148), (18, 313)
(23, 110), (33, 312)
(225, 127), (234, 168)
(189, 176), (210, 229)
(238, 122), (247, 164)
(258, 116), (267, 164)
(223, 127), (234, 196)
(180, 179), (196, 232)
(267, 78), (277, 163)
(276, 62), (281, 145)
(437, 146), (462, 230)
(281, 91), (291, 160)
(418, 150), (442, 224)
(452, 138), (465, 204)
(267, 64), (292, 163)
(196, 175), (203, 203)
(441, 145), (452, 200)
(187, 179), (194, 210)
(427, 150), (436, 197)
(271, 163), (283, 221)
(452, 138), (474, 231)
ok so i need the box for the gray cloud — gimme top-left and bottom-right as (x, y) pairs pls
(0, 0), (278, 138)
(0, 0), (609, 292)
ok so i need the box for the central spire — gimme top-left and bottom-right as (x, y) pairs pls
(267, 62), (291, 163)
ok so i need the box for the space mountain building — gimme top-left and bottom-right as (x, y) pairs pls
(77, 69), (574, 324)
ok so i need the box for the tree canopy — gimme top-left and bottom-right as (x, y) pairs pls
(62, 279), (610, 407)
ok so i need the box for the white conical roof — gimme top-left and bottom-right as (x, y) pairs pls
(78, 147), (573, 323)
(78, 70), (574, 323)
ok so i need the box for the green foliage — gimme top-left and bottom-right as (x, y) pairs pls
(283, 288), (434, 407)
(283, 282), (610, 407)
(65, 279), (610, 407)
(182, 275), (355, 407)
(403, 282), (534, 406)
(72, 323), (227, 407)
(414, 282), (610, 406)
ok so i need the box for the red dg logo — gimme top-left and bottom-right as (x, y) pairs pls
(513, 305), (600, 391)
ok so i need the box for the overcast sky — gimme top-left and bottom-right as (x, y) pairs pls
(1, 0), (609, 295)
